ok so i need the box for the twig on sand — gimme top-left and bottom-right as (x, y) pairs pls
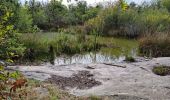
(102, 63), (126, 68)
(86, 66), (95, 69)
(140, 67), (150, 72)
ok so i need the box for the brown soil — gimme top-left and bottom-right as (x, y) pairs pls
(47, 71), (101, 89)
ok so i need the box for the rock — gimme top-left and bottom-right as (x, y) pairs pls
(6, 57), (170, 100)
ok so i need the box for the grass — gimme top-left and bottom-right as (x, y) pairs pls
(139, 33), (170, 57)
(88, 95), (101, 100)
(152, 65), (170, 76)
(20, 32), (102, 62)
(20, 32), (139, 62)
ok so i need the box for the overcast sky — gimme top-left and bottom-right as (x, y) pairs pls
(20, 0), (152, 5)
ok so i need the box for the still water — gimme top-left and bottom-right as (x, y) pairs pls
(54, 38), (138, 65)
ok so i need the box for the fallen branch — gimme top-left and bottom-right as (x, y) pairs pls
(102, 63), (126, 68)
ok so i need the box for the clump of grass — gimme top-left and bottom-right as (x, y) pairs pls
(152, 65), (170, 76)
(125, 56), (135, 62)
(89, 95), (101, 100)
(139, 33), (170, 57)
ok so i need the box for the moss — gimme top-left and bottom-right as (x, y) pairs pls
(152, 65), (170, 76)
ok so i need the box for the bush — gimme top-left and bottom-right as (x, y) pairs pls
(0, 4), (25, 60)
(139, 33), (170, 57)
(0, 5), (27, 99)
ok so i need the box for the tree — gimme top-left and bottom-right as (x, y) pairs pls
(68, 1), (88, 25)
(45, 0), (68, 31)
(17, 6), (33, 33)
(28, 0), (47, 29)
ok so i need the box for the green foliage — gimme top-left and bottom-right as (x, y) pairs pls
(0, 0), (20, 26)
(67, 1), (101, 25)
(0, 66), (21, 80)
(162, 0), (170, 12)
(16, 7), (33, 33)
(0, 5), (25, 60)
(45, 0), (68, 31)
(68, 1), (87, 25)
(0, 4), (27, 99)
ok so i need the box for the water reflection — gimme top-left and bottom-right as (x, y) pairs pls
(53, 37), (138, 65)
(54, 52), (127, 65)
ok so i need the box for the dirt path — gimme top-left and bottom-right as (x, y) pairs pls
(7, 57), (170, 100)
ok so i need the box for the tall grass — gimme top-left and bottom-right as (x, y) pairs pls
(20, 32), (102, 61)
(139, 33), (170, 57)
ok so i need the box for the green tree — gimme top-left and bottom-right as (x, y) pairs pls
(17, 6), (33, 33)
(68, 1), (88, 24)
(45, 0), (68, 31)
(28, 0), (47, 29)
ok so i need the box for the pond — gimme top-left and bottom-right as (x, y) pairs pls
(53, 37), (138, 65)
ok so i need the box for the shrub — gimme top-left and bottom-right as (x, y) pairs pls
(0, 4), (25, 60)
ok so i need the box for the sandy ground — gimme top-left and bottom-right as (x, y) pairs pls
(7, 57), (170, 100)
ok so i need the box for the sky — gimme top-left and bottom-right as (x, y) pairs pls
(20, 0), (152, 5)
